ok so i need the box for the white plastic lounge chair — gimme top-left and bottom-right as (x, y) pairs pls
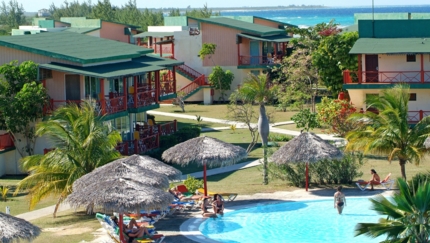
(356, 173), (395, 191)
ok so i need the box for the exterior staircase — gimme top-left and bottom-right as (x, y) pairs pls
(175, 63), (208, 100)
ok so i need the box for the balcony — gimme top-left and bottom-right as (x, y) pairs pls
(0, 133), (14, 150)
(344, 70), (430, 84)
(115, 120), (177, 156)
(408, 110), (430, 123)
(239, 55), (283, 66)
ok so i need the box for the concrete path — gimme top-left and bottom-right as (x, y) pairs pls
(148, 110), (344, 141)
(15, 203), (71, 221)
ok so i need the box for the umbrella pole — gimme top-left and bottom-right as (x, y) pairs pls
(305, 163), (309, 192)
(119, 213), (125, 243)
(203, 164), (208, 196)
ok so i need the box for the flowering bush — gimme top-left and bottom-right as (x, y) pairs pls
(317, 97), (357, 137)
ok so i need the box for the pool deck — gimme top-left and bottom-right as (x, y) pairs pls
(153, 188), (395, 243)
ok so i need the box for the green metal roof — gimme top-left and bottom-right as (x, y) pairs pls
(237, 33), (292, 43)
(40, 62), (165, 79)
(39, 56), (183, 79)
(190, 17), (285, 36)
(0, 31), (153, 64)
(64, 27), (100, 34)
(349, 38), (430, 54)
(134, 32), (174, 38)
(253, 16), (298, 28)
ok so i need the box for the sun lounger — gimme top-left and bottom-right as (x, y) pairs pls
(175, 185), (194, 197)
(197, 188), (238, 201)
(356, 173), (395, 191)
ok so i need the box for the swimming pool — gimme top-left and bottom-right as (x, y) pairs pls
(199, 198), (386, 243)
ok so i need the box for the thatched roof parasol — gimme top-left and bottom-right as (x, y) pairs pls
(271, 132), (343, 164)
(162, 136), (247, 196)
(270, 132), (343, 191)
(67, 177), (174, 213)
(130, 155), (182, 181)
(0, 212), (41, 243)
(162, 136), (247, 168)
(72, 156), (170, 190)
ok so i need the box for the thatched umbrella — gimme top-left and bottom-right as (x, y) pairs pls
(67, 155), (175, 243)
(131, 155), (182, 181)
(162, 136), (247, 196)
(72, 156), (171, 190)
(0, 212), (41, 243)
(271, 132), (344, 191)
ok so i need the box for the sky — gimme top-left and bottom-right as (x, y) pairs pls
(20, 0), (430, 12)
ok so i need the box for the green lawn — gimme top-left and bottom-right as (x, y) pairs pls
(154, 115), (221, 129)
(0, 175), (59, 216)
(274, 123), (327, 134)
(155, 104), (298, 124)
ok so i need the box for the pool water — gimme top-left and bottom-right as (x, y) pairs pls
(199, 198), (386, 243)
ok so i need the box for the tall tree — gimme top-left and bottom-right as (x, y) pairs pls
(116, 0), (141, 26)
(346, 84), (430, 179)
(356, 178), (430, 242)
(312, 31), (358, 95)
(0, 61), (48, 157)
(238, 74), (276, 185)
(90, 0), (116, 21)
(14, 100), (121, 217)
(0, 0), (26, 29)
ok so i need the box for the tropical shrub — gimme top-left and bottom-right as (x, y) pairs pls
(317, 97), (358, 137)
(269, 162), (307, 187)
(268, 133), (293, 142)
(291, 108), (320, 132)
(183, 175), (203, 194)
(1, 185), (9, 201)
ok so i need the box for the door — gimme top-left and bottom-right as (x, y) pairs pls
(66, 74), (81, 101)
(250, 41), (259, 65)
(365, 55), (378, 82)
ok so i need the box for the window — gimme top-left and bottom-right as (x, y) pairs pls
(84, 76), (100, 99)
(407, 54), (416, 62)
(410, 93), (417, 101)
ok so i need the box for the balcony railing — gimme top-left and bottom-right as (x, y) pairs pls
(239, 55), (283, 66)
(0, 133), (14, 150)
(115, 120), (177, 156)
(154, 46), (173, 55)
(344, 70), (430, 84)
(408, 110), (430, 123)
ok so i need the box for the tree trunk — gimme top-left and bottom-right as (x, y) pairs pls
(53, 195), (64, 218)
(258, 104), (270, 185)
(399, 159), (407, 180)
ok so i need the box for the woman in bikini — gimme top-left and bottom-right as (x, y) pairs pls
(334, 186), (346, 214)
(201, 197), (216, 217)
(212, 194), (224, 215)
(368, 169), (381, 190)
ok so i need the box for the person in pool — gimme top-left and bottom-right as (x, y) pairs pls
(334, 186), (346, 214)
(201, 197), (216, 217)
(212, 194), (224, 215)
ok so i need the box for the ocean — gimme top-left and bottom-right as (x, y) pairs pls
(219, 5), (430, 27)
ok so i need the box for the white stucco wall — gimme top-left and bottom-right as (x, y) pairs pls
(148, 26), (187, 32)
(174, 31), (203, 73)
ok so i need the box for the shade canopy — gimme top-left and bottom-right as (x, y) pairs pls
(129, 155), (182, 181)
(0, 212), (41, 243)
(271, 132), (344, 164)
(67, 178), (174, 213)
(161, 136), (248, 167)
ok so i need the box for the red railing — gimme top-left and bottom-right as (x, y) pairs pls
(160, 80), (175, 96)
(0, 133), (14, 150)
(115, 120), (177, 156)
(180, 75), (206, 95)
(176, 64), (202, 80)
(104, 96), (127, 115)
(344, 70), (430, 84)
(135, 90), (156, 108)
(44, 99), (84, 115)
(155, 45), (173, 55)
(239, 55), (282, 65)
(408, 110), (430, 123)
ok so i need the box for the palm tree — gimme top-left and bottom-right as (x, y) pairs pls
(355, 178), (430, 242)
(238, 74), (276, 185)
(15, 100), (121, 217)
(346, 84), (430, 179)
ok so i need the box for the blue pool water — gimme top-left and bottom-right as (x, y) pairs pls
(199, 198), (386, 243)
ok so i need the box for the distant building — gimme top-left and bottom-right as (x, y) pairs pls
(37, 9), (50, 17)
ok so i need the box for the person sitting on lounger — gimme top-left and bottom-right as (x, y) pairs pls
(111, 216), (153, 243)
(212, 194), (224, 215)
(333, 186), (346, 214)
(366, 169), (381, 190)
(169, 188), (202, 201)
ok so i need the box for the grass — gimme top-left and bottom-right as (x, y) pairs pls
(155, 104), (298, 124)
(0, 175), (58, 216)
(274, 123), (327, 134)
(30, 209), (101, 243)
(154, 115), (221, 129)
